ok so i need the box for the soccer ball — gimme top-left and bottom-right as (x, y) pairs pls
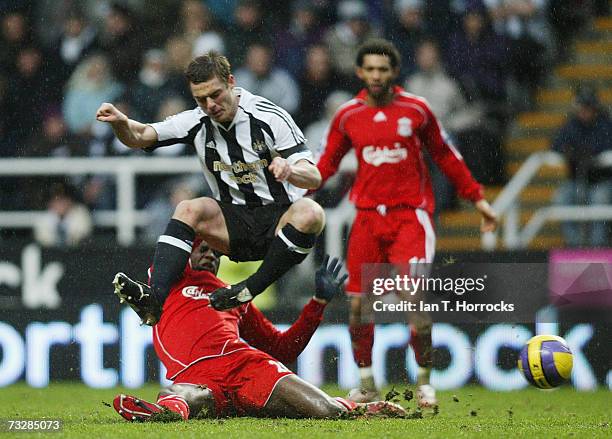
(518, 335), (573, 389)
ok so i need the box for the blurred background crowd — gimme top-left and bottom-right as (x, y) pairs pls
(0, 0), (610, 248)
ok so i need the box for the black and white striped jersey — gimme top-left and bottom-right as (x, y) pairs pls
(149, 87), (313, 206)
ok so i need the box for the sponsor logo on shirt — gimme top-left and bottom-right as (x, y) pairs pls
(212, 159), (269, 184)
(182, 285), (209, 300)
(362, 143), (408, 167)
(252, 140), (267, 153)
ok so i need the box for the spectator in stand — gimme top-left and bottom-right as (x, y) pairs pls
(51, 7), (98, 82)
(0, 10), (31, 75)
(27, 111), (82, 158)
(143, 177), (202, 244)
(484, 0), (552, 107)
(547, 0), (589, 62)
(178, 0), (225, 56)
(385, 0), (428, 80)
(164, 36), (193, 100)
(225, 0), (270, 68)
(33, 181), (93, 248)
(129, 49), (181, 122)
(62, 53), (124, 137)
(420, 0), (463, 47)
(405, 39), (485, 134)
(206, 0), (239, 27)
(4, 46), (49, 151)
(19, 111), (82, 210)
(149, 96), (190, 157)
(274, 0), (325, 79)
(552, 87), (612, 247)
(324, 0), (380, 77)
(297, 44), (349, 128)
(234, 43), (300, 114)
(445, 5), (508, 132)
(0, 75), (6, 150)
(95, 2), (145, 84)
(305, 90), (356, 208)
(80, 98), (137, 212)
(405, 39), (488, 211)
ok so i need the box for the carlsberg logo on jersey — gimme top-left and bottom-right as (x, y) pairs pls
(181, 286), (208, 300)
(362, 143), (408, 167)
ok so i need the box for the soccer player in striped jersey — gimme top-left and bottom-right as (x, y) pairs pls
(316, 39), (498, 407)
(96, 51), (324, 315)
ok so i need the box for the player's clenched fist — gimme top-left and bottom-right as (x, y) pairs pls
(268, 156), (292, 182)
(96, 103), (128, 124)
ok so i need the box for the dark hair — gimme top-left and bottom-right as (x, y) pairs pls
(575, 85), (600, 108)
(185, 51), (232, 84)
(356, 39), (401, 69)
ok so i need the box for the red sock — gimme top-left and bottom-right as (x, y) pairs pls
(410, 326), (432, 368)
(334, 397), (357, 411)
(157, 394), (190, 420)
(349, 323), (374, 367)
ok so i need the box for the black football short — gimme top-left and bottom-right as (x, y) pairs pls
(218, 202), (290, 262)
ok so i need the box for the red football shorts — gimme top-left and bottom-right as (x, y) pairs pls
(173, 348), (294, 416)
(346, 207), (436, 295)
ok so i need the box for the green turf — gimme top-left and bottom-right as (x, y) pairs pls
(0, 383), (609, 438)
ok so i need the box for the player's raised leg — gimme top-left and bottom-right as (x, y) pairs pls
(209, 198), (325, 310)
(149, 197), (229, 307)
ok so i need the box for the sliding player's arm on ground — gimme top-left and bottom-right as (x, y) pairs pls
(238, 300), (326, 365)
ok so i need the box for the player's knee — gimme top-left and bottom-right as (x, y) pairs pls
(174, 198), (217, 227)
(160, 384), (215, 418)
(290, 199), (325, 234)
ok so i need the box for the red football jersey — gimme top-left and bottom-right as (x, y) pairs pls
(151, 264), (326, 380)
(317, 86), (483, 213)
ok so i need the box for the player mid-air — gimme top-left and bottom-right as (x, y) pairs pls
(316, 39), (498, 406)
(96, 51), (324, 319)
(112, 243), (405, 420)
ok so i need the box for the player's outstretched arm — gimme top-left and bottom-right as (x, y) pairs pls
(475, 199), (498, 233)
(96, 103), (158, 149)
(239, 255), (347, 364)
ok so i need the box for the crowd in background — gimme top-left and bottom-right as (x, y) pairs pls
(0, 0), (608, 245)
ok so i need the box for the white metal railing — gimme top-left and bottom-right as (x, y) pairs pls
(0, 157), (201, 245)
(0, 157), (358, 249)
(483, 150), (612, 250)
(2, 154), (610, 249)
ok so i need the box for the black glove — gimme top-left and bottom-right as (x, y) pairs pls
(315, 255), (348, 303)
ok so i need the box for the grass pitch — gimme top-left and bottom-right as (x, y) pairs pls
(0, 383), (609, 438)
